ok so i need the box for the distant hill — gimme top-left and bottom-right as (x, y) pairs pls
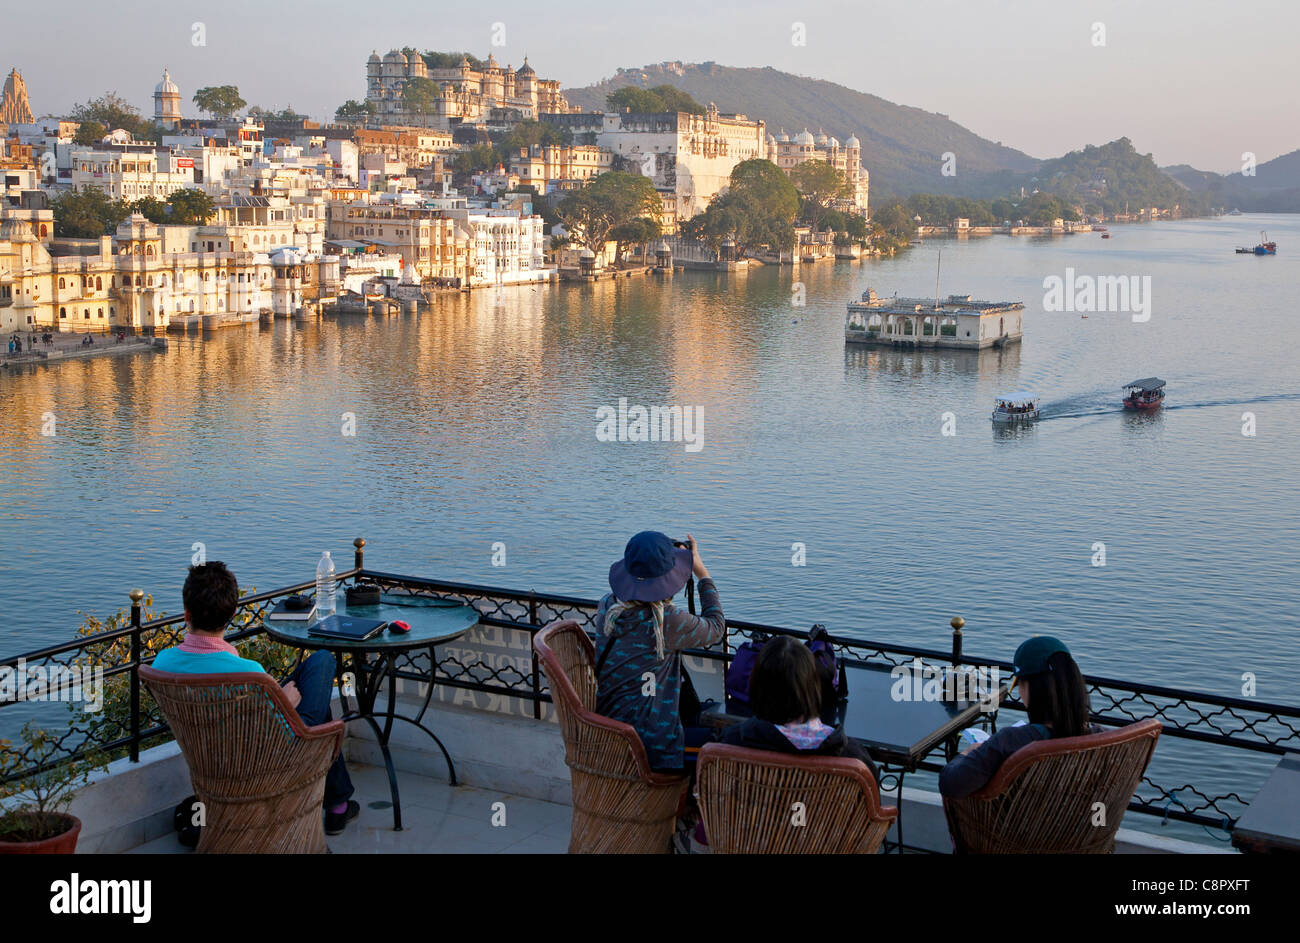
(563, 62), (1040, 201)
(1165, 149), (1300, 212)
(1030, 138), (1213, 216)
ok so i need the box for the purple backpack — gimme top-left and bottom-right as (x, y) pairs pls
(725, 625), (847, 724)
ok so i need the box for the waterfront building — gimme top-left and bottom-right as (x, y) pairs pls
(767, 128), (869, 215)
(845, 288), (1024, 349)
(506, 143), (612, 193)
(441, 207), (548, 286)
(365, 51), (572, 129)
(0, 212), (338, 334)
(0, 68), (34, 125)
(326, 200), (472, 284)
(546, 105), (767, 221)
(153, 69), (183, 129)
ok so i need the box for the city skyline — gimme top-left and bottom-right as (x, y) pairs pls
(3, 0), (1298, 173)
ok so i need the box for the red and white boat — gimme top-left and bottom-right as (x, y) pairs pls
(1122, 377), (1166, 410)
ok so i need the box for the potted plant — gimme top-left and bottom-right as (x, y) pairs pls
(0, 723), (104, 854)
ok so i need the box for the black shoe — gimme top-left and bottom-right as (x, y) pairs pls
(325, 800), (360, 835)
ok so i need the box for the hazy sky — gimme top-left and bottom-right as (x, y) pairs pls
(4, 0), (1296, 171)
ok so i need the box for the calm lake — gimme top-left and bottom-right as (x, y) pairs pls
(2, 214), (1297, 838)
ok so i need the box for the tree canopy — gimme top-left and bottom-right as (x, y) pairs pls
(420, 51), (486, 71)
(401, 77), (443, 116)
(335, 99), (373, 122)
(50, 189), (132, 238)
(192, 86), (246, 120)
(69, 94), (156, 142)
(606, 85), (705, 114)
(557, 172), (663, 254)
(681, 159), (799, 257)
(789, 159), (850, 231)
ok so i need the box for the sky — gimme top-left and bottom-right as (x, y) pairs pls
(3, 0), (1297, 172)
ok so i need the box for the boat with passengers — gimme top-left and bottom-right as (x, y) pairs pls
(991, 393), (1040, 423)
(1123, 377), (1166, 410)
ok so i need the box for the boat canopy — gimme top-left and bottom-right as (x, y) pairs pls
(1123, 377), (1166, 391)
(995, 392), (1036, 404)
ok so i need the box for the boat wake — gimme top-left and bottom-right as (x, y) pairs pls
(1039, 390), (1300, 421)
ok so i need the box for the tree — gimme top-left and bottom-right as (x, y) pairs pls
(499, 120), (571, 153)
(129, 197), (169, 223)
(69, 93), (155, 142)
(72, 121), (107, 145)
(192, 86), (246, 120)
(609, 216), (661, 265)
(452, 144), (501, 186)
(335, 99), (373, 123)
(606, 84), (705, 114)
(420, 51), (486, 71)
(683, 159), (799, 258)
(789, 160), (850, 231)
(401, 77), (442, 122)
(166, 189), (215, 225)
(557, 172), (663, 256)
(50, 190), (132, 238)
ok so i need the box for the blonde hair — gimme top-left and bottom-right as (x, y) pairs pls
(603, 597), (673, 660)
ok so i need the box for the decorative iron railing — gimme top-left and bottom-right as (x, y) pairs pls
(2, 538), (1296, 839)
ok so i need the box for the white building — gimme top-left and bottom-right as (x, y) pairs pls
(442, 208), (548, 286)
(153, 69), (182, 128)
(68, 141), (196, 201)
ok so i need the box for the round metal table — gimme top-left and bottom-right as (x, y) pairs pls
(265, 598), (480, 830)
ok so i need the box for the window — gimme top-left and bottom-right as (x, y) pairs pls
(60, 307), (66, 318)
(59, 277), (65, 289)
(98, 308), (103, 318)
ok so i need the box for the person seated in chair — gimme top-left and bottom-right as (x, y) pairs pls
(720, 635), (880, 783)
(152, 561), (359, 835)
(939, 636), (1099, 799)
(593, 532), (725, 775)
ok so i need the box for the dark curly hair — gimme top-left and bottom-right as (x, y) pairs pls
(182, 561), (239, 633)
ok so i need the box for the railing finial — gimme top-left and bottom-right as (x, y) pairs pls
(353, 537), (366, 570)
(950, 615), (964, 665)
(129, 588), (144, 605)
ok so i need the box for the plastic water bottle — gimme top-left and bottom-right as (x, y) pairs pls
(315, 551), (336, 617)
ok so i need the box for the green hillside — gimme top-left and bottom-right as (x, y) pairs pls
(1166, 149), (1300, 213)
(563, 62), (1039, 201)
(1030, 138), (1213, 216)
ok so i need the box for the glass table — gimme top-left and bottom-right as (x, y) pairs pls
(265, 597), (480, 831)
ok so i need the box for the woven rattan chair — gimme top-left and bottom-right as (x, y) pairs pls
(695, 742), (898, 853)
(140, 666), (344, 854)
(943, 718), (1162, 853)
(534, 620), (689, 853)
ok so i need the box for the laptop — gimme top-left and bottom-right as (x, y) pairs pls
(307, 614), (389, 642)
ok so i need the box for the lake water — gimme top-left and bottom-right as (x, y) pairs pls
(2, 215), (1296, 839)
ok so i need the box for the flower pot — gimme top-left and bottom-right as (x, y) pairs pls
(0, 813), (82, 854)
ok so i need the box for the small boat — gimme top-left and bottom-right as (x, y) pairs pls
(1122, 377), (1166, 410)
(1101, 233), (1110, 239)
(1239, 231), (1277, 255)
(1229, 208), (1243, 216)
(992, 393), (1040, 423)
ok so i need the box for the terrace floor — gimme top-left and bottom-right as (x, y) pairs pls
(127, 763), (572, 855)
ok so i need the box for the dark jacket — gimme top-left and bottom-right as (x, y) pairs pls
(720, 716), (881, 786)
(593, 578), (725, 771)
(939, 722), (1102, 798)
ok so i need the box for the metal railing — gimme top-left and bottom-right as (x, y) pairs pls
(2, 537), (1297, 837)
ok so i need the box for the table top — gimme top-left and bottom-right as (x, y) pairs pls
(1231, 754), (1300, 852)
(263, 597), (479, 653)
(840, 662), (1004, 767)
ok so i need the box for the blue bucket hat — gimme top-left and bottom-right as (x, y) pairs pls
(608, 531), (693, 603)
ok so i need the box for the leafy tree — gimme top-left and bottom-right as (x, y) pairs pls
(50, 189), (132, 238)
(166, 188), (216, 225)
(192, 86), (246, 120)
(72, 121), (107, 145)
(401, 77), (443, 119)
(790, 159), (850, 230)
(129, 196), (169, 223)
(420, 51), (486, 71)
(557, 171), (663, 254)
(69, 93), (156, 141)
(335, 99), (373, 123)
(607, 85), (705, 114)
(452, 144), (502, 185)
(609, 216), (660, 264)
(683, 159), (799, 258)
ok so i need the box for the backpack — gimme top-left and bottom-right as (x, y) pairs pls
(725, 624), (848, 725)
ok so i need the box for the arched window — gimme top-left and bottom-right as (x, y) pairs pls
(59, 277), (65, 289)
(97, 308), (103, 318)
(59, 307), (66, 318)
(95, 276), (102, 290)
(84, 309), (90, 319)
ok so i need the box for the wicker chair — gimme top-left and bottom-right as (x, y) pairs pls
(533, 620), (689, 853)
(695, 742), (898, 853)
(943, 718), (1162, 853)
(140, 666), (345, 854)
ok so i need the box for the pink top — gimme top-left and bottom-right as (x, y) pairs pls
(177, 632), (239, 655)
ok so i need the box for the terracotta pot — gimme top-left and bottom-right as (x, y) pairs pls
(0, 813), (81, 854)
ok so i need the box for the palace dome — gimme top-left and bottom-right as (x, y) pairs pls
(796, 129), (815, 145)
(155, 68), (179, 97)
(516, 58), (535, 76)
(846, 134), (860, 148)
(0, 218), (33, 242)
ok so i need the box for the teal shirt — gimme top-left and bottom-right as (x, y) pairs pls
(152, 647), (265, 674)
